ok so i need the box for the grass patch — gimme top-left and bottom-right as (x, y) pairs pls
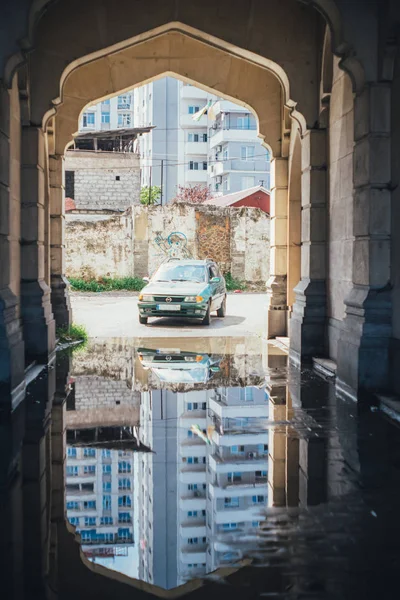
(68, 276), (147, 292)
(57, 323), (88, 346)
(224, 272), (247, 292)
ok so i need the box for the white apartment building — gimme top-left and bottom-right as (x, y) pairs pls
(79, 91), (135, 132)
(65, 446), (135, 560)
(137, 384), (268, 588)
(134, 77), (270, 204)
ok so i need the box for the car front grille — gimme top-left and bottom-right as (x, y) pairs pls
(153, 356), (183, 363)
(153, 296), (186, 303)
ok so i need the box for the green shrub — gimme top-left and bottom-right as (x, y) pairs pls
(56, 323), (88, 345)
(224, 272), (247, 291)
(68, 276), (147, 292)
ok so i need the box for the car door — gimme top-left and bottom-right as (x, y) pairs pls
(209, 263), (224, 309)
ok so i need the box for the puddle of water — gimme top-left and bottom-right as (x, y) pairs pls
(2, 336), (400, 598)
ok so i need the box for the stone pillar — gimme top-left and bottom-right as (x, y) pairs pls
(266, 157), (288, 338)
(20, 126), (55, 362)
(0, 78), (25, 406)
(290, 129), (327, 362)
(337, 84), (392, 399)
(49, 153), (71, 328)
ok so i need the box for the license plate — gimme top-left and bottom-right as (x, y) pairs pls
(157, 348), (180, 353)
(157, 304), (181, 311)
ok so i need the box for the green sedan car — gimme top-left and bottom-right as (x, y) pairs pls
(138, 259), (227, 325)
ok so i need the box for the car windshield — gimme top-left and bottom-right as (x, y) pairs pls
(152, 263), (207, 283)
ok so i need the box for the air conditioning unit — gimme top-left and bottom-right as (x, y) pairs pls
(248, 452), (258, 459)
(216, 145), (222, 152)
(216, 176), (223, 184)
(212, 123), (218, 130)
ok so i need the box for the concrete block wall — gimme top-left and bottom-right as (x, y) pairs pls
(64, 151), (140, 211)
(65, 204), (270, 283)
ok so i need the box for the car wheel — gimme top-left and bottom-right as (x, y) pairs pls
(139, 315), (148, 325)
(202, 302), (211, 326)
(217, 295), (227, 317)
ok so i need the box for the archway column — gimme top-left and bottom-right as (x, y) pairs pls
(0, 78), (25, 406)
(20, 126), (55, 362)
(336, 84), (392, 399)
(290, 128), (327, 362)
(49, 153), (71, 328)
(266, 157), (288, 338)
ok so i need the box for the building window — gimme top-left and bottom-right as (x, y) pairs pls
(189, 161), (199, 170)
(83, 448), (96, 457)
(255, 470), (267, 479)
(223, 177), (229, 192)
(202, 133), (208, 142)
(241, 176), (255, 190)
(83, 500), (96, 510)
(239, 387), (254, 402)
(103, 464), (112, 474)
(188, 484), (198, 491)
(101, 112), (110, 124)
(69, 517), (80, 526)
(252, 495), (265, 504)
(102, 449), (111, 458)
(85, 517), (96, 527)
(83, 465), (96, 475)
(223, 146), (228, 160)
(118, 512), (132, 523)
(66, 466), (79, 477)
(118, 528), (131, 540)
(118, 477), (131, 490)
(100, 517), (113, 525)
(203, 161), (207, 171)
(224, 497), (239, 508)
(188, 106), (200, 115)
(102, 99), (110, 105)
(222, 523), (238, 530)
(118, 113), (131, 127)
(82, 112), (95, 127)
(188, 511), (198, 517)
(103, 481), (112, 492)
(188, 430), (193, 438)
(188, 537), (199, 544)
(118, 495), (132, 508)
(237, 115), (252, 130)
(117, 95), (131, 109)
(227, 472), (242, 483)
(103, 495), (112, 509)
(67, 501), (79, 510)
(67, 447), (77, 458)
(231, 445), (245, 455)
(241, 145), (255, 160)
(118, 461), (131, 473)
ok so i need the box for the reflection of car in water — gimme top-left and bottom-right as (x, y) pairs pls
(137, 347), (222, 384)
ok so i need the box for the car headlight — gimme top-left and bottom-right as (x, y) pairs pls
(139, 294), (153, 302)
(184, 356), (197, 362)
(184, 296), (204, 303)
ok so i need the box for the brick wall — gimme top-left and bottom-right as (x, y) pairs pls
(65, 150), (140, 211)
(65, 204), (270, 282)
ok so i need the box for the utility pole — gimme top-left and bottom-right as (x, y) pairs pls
(149, 165), (152, 204)
(160, 159), (164, 206)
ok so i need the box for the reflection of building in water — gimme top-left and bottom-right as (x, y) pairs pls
(65, 447), (135, 558)
(137, 385), (268, 587)
(207, 386), (269, 570)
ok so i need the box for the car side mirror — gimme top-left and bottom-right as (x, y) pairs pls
(143, 276), (150, 283)
(210, 277), (221, 283)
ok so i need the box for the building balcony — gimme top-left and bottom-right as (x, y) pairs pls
(208, 454), (267, 474)
(180, 523), (207, 538)
(211, 431), (269, 447)
(208, 397), (268, 419)
(180, 546), (207, 559)
(180, 114), (208, 128)
(185, 141), (208, 155)
(213, 506), (265, 524)
(185, 169), (208, 183)
(180, 463), (207, 474)
(209, 481), (268, 497)
(180, 470), (207, 484)
(180, 444), (207, 458)
(210, 159), (269, 175)
(211, 100), (250, 117)
(180, 496), (207, 511)
(180, 85), (210, 100)
(209, 127), (258, 149)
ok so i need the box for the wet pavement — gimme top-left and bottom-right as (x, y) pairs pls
(1, 335), (400, 599)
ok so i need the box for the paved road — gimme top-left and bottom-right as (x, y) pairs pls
(70, 293), (269, 338)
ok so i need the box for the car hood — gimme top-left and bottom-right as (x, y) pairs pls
(142, 281), (207, 296)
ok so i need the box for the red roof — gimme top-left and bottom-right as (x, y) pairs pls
(65, 197), (76, 212)
(203, 185), (270, 213)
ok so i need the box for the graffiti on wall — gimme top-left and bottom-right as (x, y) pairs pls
(153, 232), (193, 260)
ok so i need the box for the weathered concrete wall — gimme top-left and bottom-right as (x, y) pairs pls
(65, 214), (133, 279)
(65, 204), (270, 283)
(64, 151), (140, 211)
(327, 59), (354, 360)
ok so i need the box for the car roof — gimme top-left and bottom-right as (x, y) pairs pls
(164, 259), (215, 265)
